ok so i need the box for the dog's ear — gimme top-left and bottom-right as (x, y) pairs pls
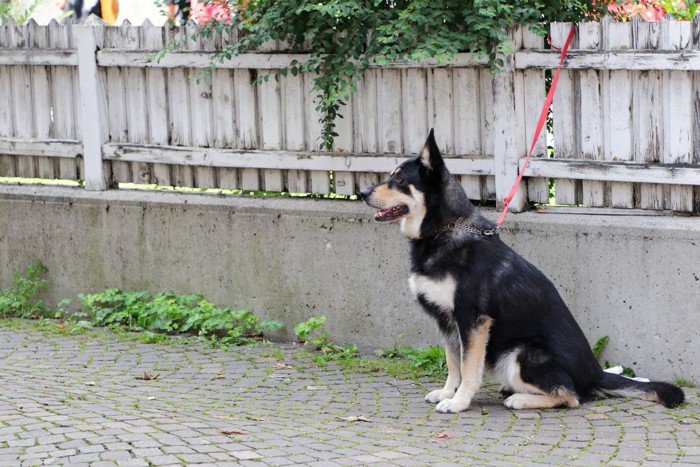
(419, 129), (444, 172)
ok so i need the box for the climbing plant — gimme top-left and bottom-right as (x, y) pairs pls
(187, 1), (604, 150)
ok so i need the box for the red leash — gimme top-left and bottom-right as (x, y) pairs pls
(495, 24), (576, 227)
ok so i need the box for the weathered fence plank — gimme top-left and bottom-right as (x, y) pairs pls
(663, 20), (695, 212)
(77, 25), (107, 190)
(47, 20), (81, 181)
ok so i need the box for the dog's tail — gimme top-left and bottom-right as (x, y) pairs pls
(595, 372), (685, 408)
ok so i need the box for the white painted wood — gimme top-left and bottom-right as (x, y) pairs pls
(332, 91), (355, 195)
(377, 69), (402, 154)
(303, 71), (330, 194)
(76, 25), (107, 190)
(633, 18), (664, 210)
(164, 27), (194, 188)
(550, 23), (577, 206)
(401, 69), (427, 154)
(478, 69), (494, 158)
(0, 138), (82, 158)
(234, 68), (259, 190)
(352, 69), (379, 193)
(258, 69), (283, 191)
(186, 24), (216, 189)
(603, 19), (633, 208)
(8, 22), (35, 178)
(578, 21), (605, 207)
(141, 21), (171, 187)
(97, 50), (489, 70)
(453, 67), (483, 201)
(27, 22), (55, 180)
(7, 41), (689, 73)
(211, 68), (237, 189)
(0, 48), (78, 66)
(453, 68), (480, 156)
(520, 25), (549, 204)
(492, 28), (527, 212)
(523, 71), (548, 204)
(662, 19), (694, 212)
(122, 25), (151, 184)
(515, 49), (700, 71)
(523, 158), (700, 186)
(0, 21), (698, 213)
(46, 21), (79, 180)
(430, 68), (453, 155)
(0, 24), (14, 177)
(103, 143), (496, 174)
(280, 72), (306, 193)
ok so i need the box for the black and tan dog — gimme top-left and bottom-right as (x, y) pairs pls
(361, 130), (685, 413)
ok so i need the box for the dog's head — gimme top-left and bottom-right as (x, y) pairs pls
(361, 129), (474, 239)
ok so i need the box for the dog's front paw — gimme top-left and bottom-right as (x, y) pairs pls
(435, 397), (471, 413)
(425, 388), (456, 404)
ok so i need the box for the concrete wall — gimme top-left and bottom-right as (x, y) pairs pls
(0, 185), (697, 382)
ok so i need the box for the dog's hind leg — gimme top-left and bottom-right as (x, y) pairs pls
(425, 331), (461, 404)
(435, 316), (492, 413)
(497, 345), (580, 410)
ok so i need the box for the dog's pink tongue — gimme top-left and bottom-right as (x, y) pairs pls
(374, 206), (405, 222)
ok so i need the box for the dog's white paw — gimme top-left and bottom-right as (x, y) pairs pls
(435, 397), (471, 413)
(503, 394), (531, 410)
(425, 388), (456, 404)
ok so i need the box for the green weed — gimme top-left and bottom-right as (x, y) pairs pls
(0, 259), (50, 319)
(294, 316), (327, 346)
(377, 344), (447, 379)
(673, 377), (697, 388)
(593, 335), (636, 378)
(80, 288), (283, 346)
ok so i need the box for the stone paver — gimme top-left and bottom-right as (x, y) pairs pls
(0, 324), (698, 466)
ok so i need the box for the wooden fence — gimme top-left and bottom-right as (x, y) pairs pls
(0, 17), (699, 213)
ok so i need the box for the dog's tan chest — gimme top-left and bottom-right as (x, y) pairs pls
(408, 273), (456, 312)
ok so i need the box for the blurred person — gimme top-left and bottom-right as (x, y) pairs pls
(55, 0), (119, 24)
(165, 0), (190, 24)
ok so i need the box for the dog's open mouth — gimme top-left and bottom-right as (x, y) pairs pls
(374, 205), (409, 222)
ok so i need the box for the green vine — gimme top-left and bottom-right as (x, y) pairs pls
(185, 0), (603, 150)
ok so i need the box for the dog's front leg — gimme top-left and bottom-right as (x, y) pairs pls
(425, 335), (461, 403)
(435, 316), (492, 413)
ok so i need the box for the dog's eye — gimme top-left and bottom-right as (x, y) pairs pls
(394, 175), (406, 186)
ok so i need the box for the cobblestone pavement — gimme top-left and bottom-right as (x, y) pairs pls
(0, 325), (698, 466)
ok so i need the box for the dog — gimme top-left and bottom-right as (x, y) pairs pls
(361, 130), (685, 413)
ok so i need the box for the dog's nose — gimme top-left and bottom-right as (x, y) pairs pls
(359, 186), (373, 200)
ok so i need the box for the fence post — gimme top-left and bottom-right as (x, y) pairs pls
(76, 24), (107, 190)
(492, 26), (527, 213)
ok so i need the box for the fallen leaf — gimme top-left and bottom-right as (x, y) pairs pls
(246, 416), (265, 421)
(306, 385), (327, 390)
(215, 374), (225, 379)
(221, 429), (248, 435)
(85, 381), (96, 386)
(273, 363), (292, 370)
(135, 372), (160, 381)
(435, 432), (452, 439)
(337, 416), (372, 423)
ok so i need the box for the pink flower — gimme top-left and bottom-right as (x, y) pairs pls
(191, 0), (232, 24)
(607, 1), (666, 21)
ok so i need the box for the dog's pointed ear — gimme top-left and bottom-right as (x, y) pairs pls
(419, 129), (444, 171)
